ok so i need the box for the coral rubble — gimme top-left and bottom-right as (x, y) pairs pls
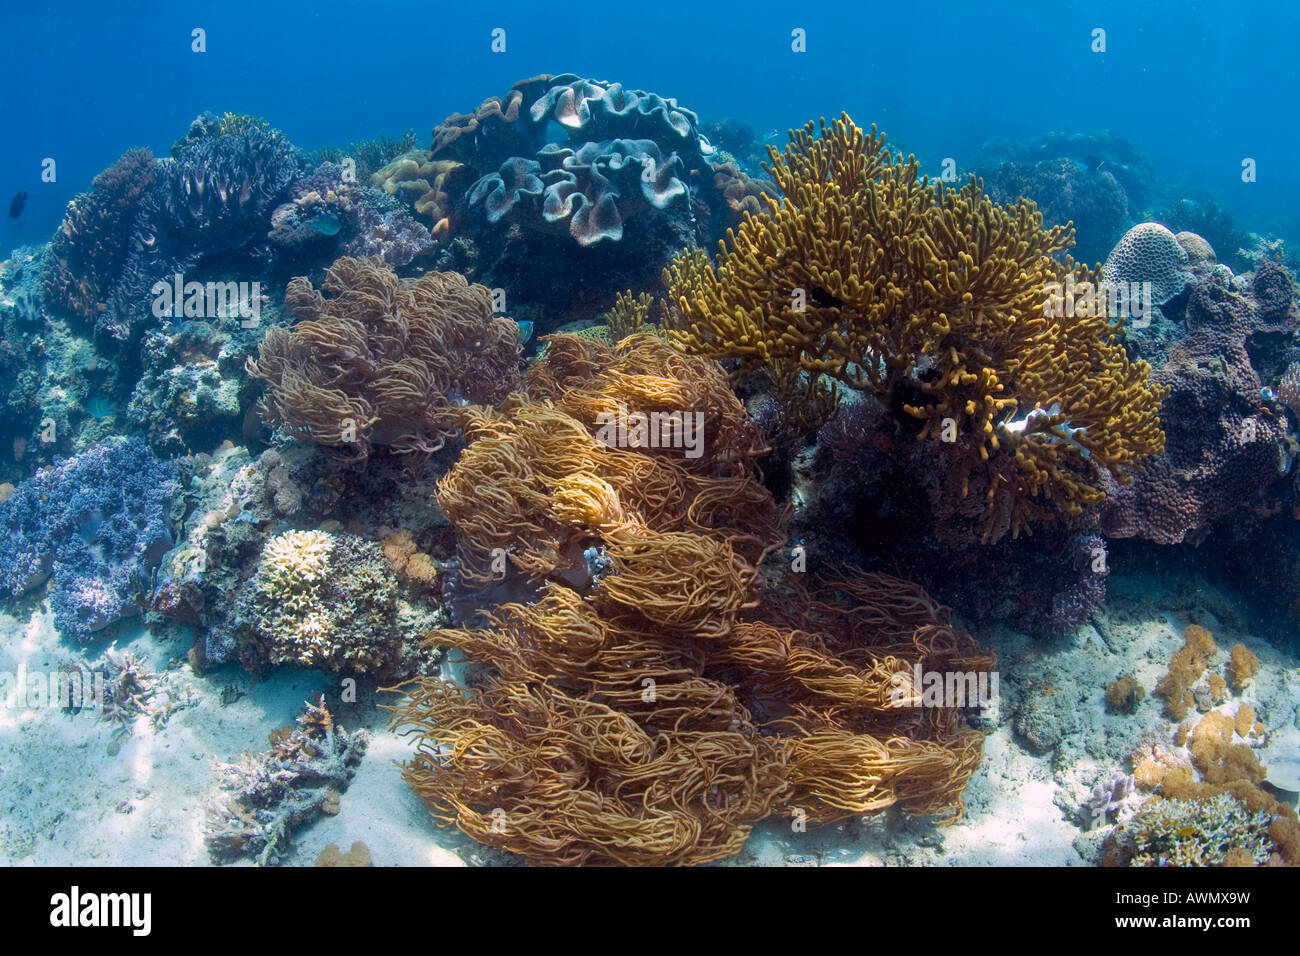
(205, 697), (368, 866)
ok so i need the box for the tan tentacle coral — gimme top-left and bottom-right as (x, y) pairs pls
(247, 257), (520, 459)
(391, 332), (994, 865)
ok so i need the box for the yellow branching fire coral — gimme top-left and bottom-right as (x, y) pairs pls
(602, 291), (661, 341)
(390, 332), (994, 865)
(665, 114), (1167, 541)
(247, 256), (520, 460)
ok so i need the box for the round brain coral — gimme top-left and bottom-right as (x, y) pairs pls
(1103, 222), (1194, 304)
(1174, 230), (1217, 273)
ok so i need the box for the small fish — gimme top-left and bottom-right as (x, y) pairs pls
(307, 212), (343, 236)
(516, 319), (534, 344)
(86, 396), (117, 419)
(1261, 386), (1277, 402)
(8, 191), (27, 218)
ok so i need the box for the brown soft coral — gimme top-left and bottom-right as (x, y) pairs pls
(1228, 642), (1258, 690)
(247, 257), (520, 460)
(391, 332), (993, 865)
(380, 528), (439, 585)
(370, 151), (469, 240)
(711, 161), (779, 230)
(1153, 624), (1218, 720)
(1123, 652), (1298, 867)
(1104, 673), (1145, 715)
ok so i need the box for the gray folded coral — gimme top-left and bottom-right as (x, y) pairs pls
(434, 73), (713, 246)
(470, 138), (688, 244)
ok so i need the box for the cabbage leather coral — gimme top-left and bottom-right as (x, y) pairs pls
(247, 256), (520, 459)
(370, 151), (469, 240)
(391, 333), (993, 865)
(666, 114), (1167, 541)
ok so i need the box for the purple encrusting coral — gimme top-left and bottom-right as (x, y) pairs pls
(1046, 533), (1110, 637)
(0, 436), (179, 640)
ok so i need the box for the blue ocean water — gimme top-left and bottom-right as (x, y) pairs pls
(3, 0), (1298, 251)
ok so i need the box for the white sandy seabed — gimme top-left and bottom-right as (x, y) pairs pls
(0, 566), (1295, 868)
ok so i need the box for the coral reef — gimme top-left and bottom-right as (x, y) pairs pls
(983, 157), (1129, 266)
(310, 128), (418, 182)
(1111, 792), (1276, 866)
(150, 123), (298, 259)
(667, 114), (1167, 542)
(1099, 263), (1298, 544)
(315, 841), (372, 866)
(1014, 681), (1076, 755)
(0, 437), (178, 640)
(149, 440), (448, 674)
(468, 137), (691, 246)
(392, 332), (993, 865)
(975, 129), (1159, 214)
(370, 151), (468, 240)
(44, 125), (301, 348)
(151, 444), (311, 654)
(1152, 624), (1218, 721)
(1104, 673), (1145, 715)
(96, 644), (196, 735)
(247, 256), (521, 460)
(205, 697), (368, 865)
(42, 148), (158, 326)
(31, 120), (314, 461)
(1103, 222), (1195, 304)
(1228, 643), (1258, 690)
(126, 316), (262, 456)
(270, 161), (437, 270)
(1117, 719), (1300, 866)
(229, 529), (409, 674)
(1154, 196), (1251, 273)
(600, 290), (662, 341)
(711, 161), (780, 232)
(379, 528), (439, 585)
(1083, 773), (1141, 827)
(1103, 624), (1300, 867)
(411, 74), (730, 323)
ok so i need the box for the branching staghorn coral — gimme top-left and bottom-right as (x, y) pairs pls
(247, 256), (520, 460)
(391, 333), (994, 865)
(666, 114), (1167, 541)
